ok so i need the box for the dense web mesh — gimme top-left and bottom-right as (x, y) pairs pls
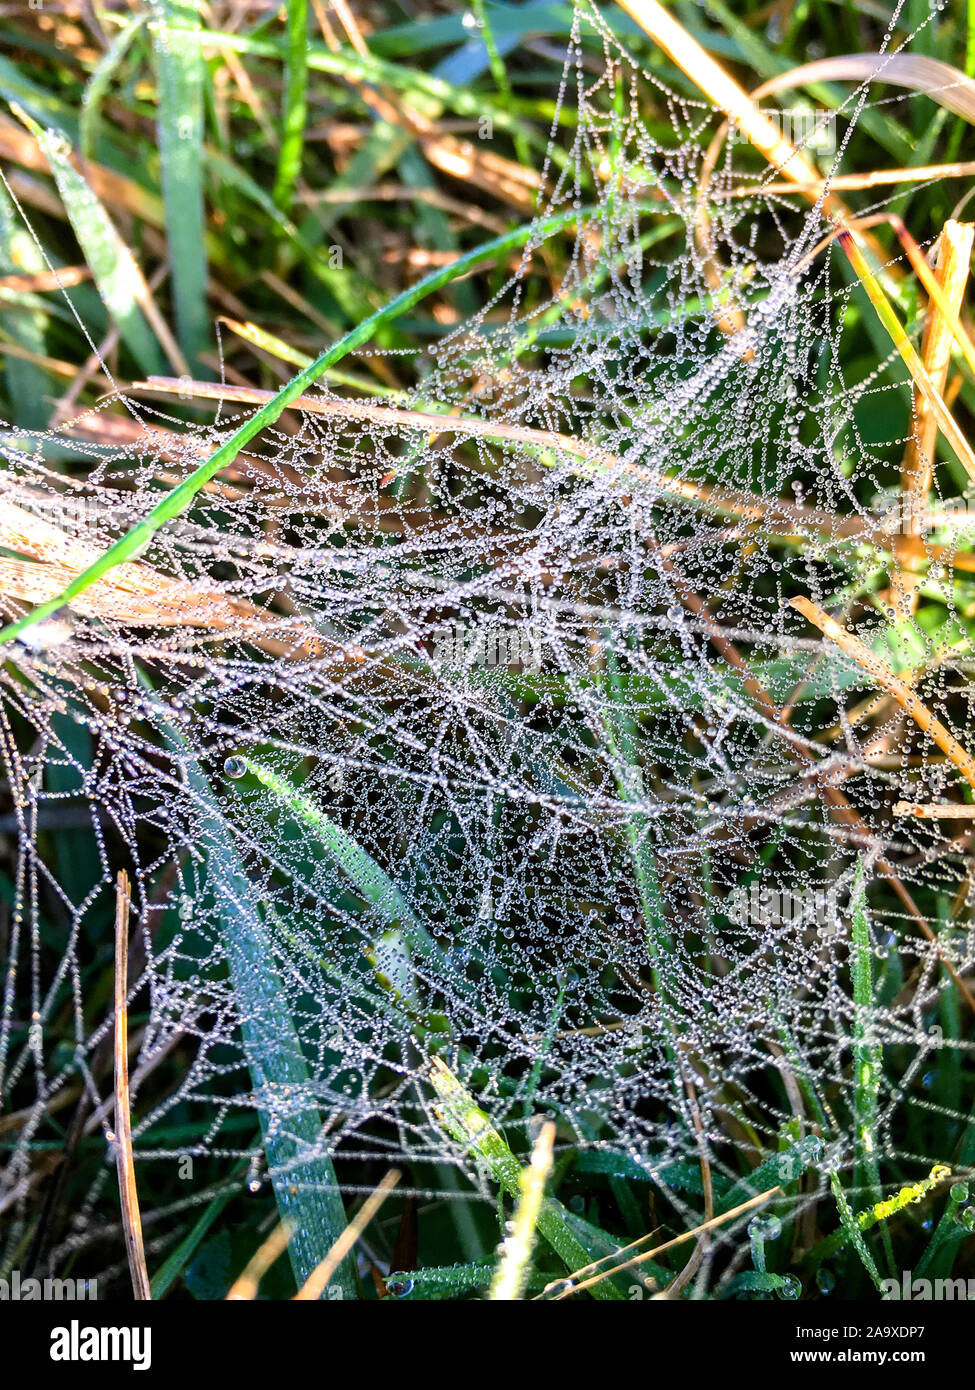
(2, 1), (974, 1295)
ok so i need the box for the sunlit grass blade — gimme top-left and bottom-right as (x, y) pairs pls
(216, 314), (391, 393)
(150, 0), (209, 366)
(0, 203), (587, 649)
(791, 596), (975, 792)
(808, 1165), (952, 1276)
(838, 228), (975, 486)
(12, 108), (165, 378)
(488, 1120), (555, 1300)
(428, 1057), (625, 1299)
(272, 0), (308, 212)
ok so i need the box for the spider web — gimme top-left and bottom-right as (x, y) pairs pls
(1, 1), (973, 1296)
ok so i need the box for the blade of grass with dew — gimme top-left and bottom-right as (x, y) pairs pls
(850, 859), (893, 1274)
(828, 1170), (887, 1295)
(602, 643), (678, 1026)
(144, 698), (355, 1296)
(914, 1180), (972, 1280)
(216, 771), (620, 1282)
(722, 1133), (825, 1214)
(0, 202), (591, 649)
(272, 0), (308, 213)
(238, 757), (440, 996)
(80, 13), (147, 161)
(386, 1260), (553, 1299)
(428, 1057), (625, 1299)
(12, 109), (164, 377)
(150, 0), (209, 367)
(806, 1165), (952, 1277)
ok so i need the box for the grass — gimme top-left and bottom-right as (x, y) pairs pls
(0, 0), (974, 1306)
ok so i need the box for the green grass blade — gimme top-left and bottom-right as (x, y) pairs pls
(150, 0), (209, 366)
(829, 1170), (887, 1295)
(14, 108), (164, 377)
(603, 645), (676, 1009)
(240, 758), (439, 989)
(468, 0), (531, 167)
(0, 203), (588, 649)
(849, 859), (893, 1273)
(148, 701), (355, 1296)
(80, 13), (146, 161)
(488, 1123), (553, 1300)
(429, 1058), (625, 1299)
(150, 1180), (239, 1298)
(272, 0), (308, 212)
(915, 1181), (971, 1280)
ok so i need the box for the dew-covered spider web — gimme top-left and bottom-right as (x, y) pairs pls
(2, 1), (975, 1296)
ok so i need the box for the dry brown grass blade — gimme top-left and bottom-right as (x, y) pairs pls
(0, 496), (342, 656)
(225, 1221), (293, 1300)
(893, 220), (974, 615)
(791, 596), (975, 792)
(615, 0), (820, 183)
(0, 337), (112, 389)
(292, 1168), (400, 1300)
(113, 869), (150, 1301)
(135, 375), (975, 577)
(750, 53), (975, 125)
(128, 374), (890, 542)
(823, 213), (975, 382)
(0, 265), (89, 292)
(838, 228), (975, 489)
(895, 802), (975, 819)
(658, 1074), (715, 1299)
(724, 159), (975, 197)
(297, 181), (509, 234)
